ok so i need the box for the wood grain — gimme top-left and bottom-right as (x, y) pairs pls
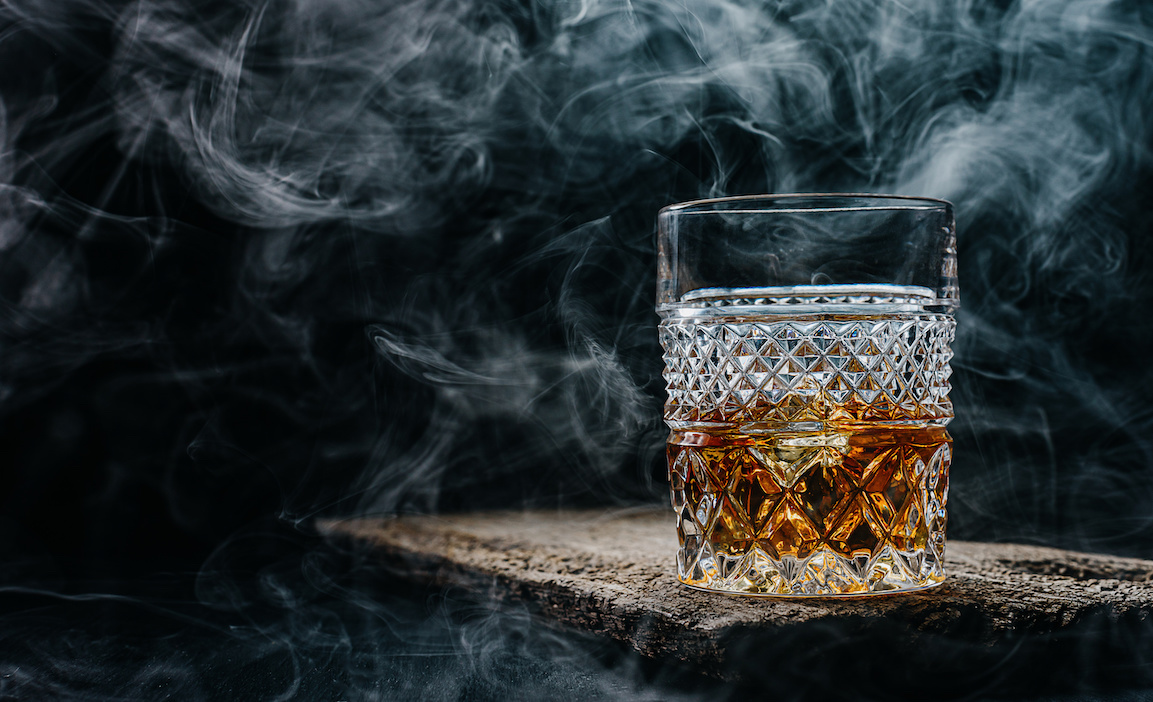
(319, 508), (1153, 670)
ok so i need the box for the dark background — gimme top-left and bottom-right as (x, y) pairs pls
(2, 0), (1153, 698)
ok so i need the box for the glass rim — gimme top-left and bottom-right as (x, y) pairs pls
(659, 192), (953, 216)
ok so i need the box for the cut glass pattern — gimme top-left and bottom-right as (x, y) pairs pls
(660, 298), (955, 595)
(668, 431), (950, 595)
(660, 316), (955, 424)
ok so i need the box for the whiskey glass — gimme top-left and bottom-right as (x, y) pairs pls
(657, 194), (958, 596)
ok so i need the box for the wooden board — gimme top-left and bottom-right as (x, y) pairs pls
(319, 508), (1153, 672)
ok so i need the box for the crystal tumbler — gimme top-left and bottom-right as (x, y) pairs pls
(657, 194), (958, 596)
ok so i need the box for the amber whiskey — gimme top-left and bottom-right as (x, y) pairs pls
(668, 424), (949, 595)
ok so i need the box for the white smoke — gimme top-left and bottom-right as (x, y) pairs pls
(4, 0), (1153, 698)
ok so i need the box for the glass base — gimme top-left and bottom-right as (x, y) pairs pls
(677, 546), (945, 597)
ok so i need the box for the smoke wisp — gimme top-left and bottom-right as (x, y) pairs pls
(3, 0), (1153, 697)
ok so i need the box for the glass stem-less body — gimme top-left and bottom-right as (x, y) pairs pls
(660, 286), (954, 596)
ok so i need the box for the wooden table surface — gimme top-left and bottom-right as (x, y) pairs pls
(320, 508), (1153, 675)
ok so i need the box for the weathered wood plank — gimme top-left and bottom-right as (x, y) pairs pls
(319, 508), (1153, 669)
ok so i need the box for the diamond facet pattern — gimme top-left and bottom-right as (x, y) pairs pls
(660, 316), (955, 424)
(668, 429), (951, 595)
(660, 309), (955, 596)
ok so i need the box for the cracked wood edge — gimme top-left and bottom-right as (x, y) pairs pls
(318, 508), (1153, 665)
